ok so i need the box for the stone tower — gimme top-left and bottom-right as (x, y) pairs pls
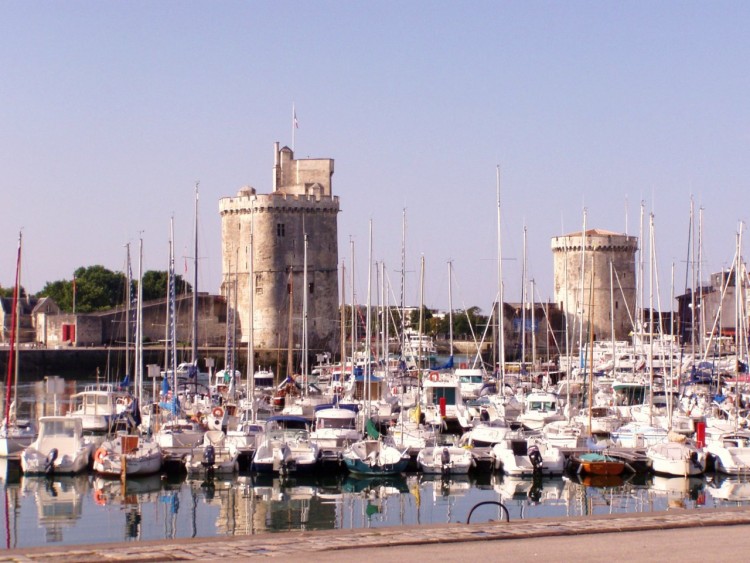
(219, 143), (340, 366)
(551, 229), (638, 347)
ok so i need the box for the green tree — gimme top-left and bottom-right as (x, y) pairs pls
(0, 285), (28, 299)
(140, 271), (191, 302)
(409, 306), (434, 331)
(38, 265), (127, 313)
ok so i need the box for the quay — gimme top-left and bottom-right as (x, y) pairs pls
(2, 507), (749, 562)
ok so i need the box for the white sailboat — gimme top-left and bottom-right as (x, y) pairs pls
(0, 232), (35, 456)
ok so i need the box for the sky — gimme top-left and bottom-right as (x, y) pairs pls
(2, 2), (750, 316)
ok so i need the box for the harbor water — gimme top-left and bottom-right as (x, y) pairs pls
(1, 378), (749, 550)
(1, 463), (749, 549)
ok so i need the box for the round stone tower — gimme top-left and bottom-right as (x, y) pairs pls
(551, 229), (638, 347)
(219, 143), (340, 364)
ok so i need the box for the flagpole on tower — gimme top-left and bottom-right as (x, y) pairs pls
(292, 103), (298, 152)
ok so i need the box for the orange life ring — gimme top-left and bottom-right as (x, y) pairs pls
(94, 447), (108, 465)
(212, 406), (225, 418)
(429, 372), (439, 382)
(94, 489), (107, 506)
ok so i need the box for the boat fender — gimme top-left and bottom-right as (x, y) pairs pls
(94, 447), (108, 465)
(212, 406), (225, 419)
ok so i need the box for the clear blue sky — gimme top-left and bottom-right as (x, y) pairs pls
(2, 2), (749, 316)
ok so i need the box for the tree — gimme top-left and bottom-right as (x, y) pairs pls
(38, 265), (127, 313)
(409, 306), (433, 331)
(0, 285), (28, 299)
(140, 271), (191, 302)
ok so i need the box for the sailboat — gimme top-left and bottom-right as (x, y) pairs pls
(0, 232), (35, 456)
(92, 239), (163, 477)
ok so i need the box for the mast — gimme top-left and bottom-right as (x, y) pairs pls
(496, 166), (505, 388)
(350, 237), (356, 370)
(125, 243), (131, 382)
(400, 210), (407, 368)
(136, 237), (144, 405)
(418, 254), (425, 373)
(365, 220), (373, 419)
(303, 232), (309, 391)
(340, 260), (346, 379)
(648, 213), (655, 427)
(286, 266), (294, 379)
(521, 225), (527, 372)
(578, 209), (588, 369)
(169, 217), (178, 416)
(448, 261), (454, 362)
(192, 183), (199, 366)
(247, 215), (255, 420)
(4, 232), (21, 425)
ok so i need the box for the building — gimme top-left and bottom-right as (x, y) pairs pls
(551, 229), (638, 346)
(219, 143), (340, 367)
(676, 268), (747, 348)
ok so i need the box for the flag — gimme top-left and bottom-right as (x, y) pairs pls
(293, 109), (299, 129)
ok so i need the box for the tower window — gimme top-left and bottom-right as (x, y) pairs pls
(277, 223), (285, 237)
(309, 282), (314, 294)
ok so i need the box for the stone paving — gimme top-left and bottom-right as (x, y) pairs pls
(3, 507), (750, 562)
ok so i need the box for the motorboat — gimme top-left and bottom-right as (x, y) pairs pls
(343, 438), (410, 476)
(417, 444), (474, 475)
(183, 430), (239, 476)
(66, 384), (131, 433)
(252, 415), (320, 474)
(21, 416), (95, 475)
(646, 433), (706, 476)
(518, 391), (564, 431)
(705, 431), (750, 475)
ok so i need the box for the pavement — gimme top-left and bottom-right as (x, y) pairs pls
(2, 507), (750, 562)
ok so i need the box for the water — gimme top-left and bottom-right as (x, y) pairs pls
(2, 379), (750, 549)
(1, 463), (748, 549)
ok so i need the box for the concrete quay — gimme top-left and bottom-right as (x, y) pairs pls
(2, 507), (750, 562)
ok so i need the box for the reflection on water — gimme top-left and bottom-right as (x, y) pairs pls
(3, 460), (750, 549)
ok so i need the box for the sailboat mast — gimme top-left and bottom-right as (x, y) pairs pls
(303, 232), (309, 392)
(248, 218), (255, 419)
(365, 220), (373, 418)
(521, 225), (527, 371)
(137, 237), (144, 405)
(496, 166), (505, 388)
(4, 232), (21, 425)
(448, 260), (454, 360)
(169, 217), (178, 413)
(350, 238), (356, 370)
(125, 243), (131, 381)
(192, 183), (199, 366)
(340, 260), (346, 377)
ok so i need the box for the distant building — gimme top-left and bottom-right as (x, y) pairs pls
(551, 229), (638, 345)
(219, 143), (340, 364)
(1, 295), (59, 345)
(676, 269), (747, 347)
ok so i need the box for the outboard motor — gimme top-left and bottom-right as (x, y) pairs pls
(441, 447), (452, 474)
(45, 448), (59, 475)
(528, 445), (543, 473)
(202, 444), (216, 471)
(690, 450), (702, 470)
